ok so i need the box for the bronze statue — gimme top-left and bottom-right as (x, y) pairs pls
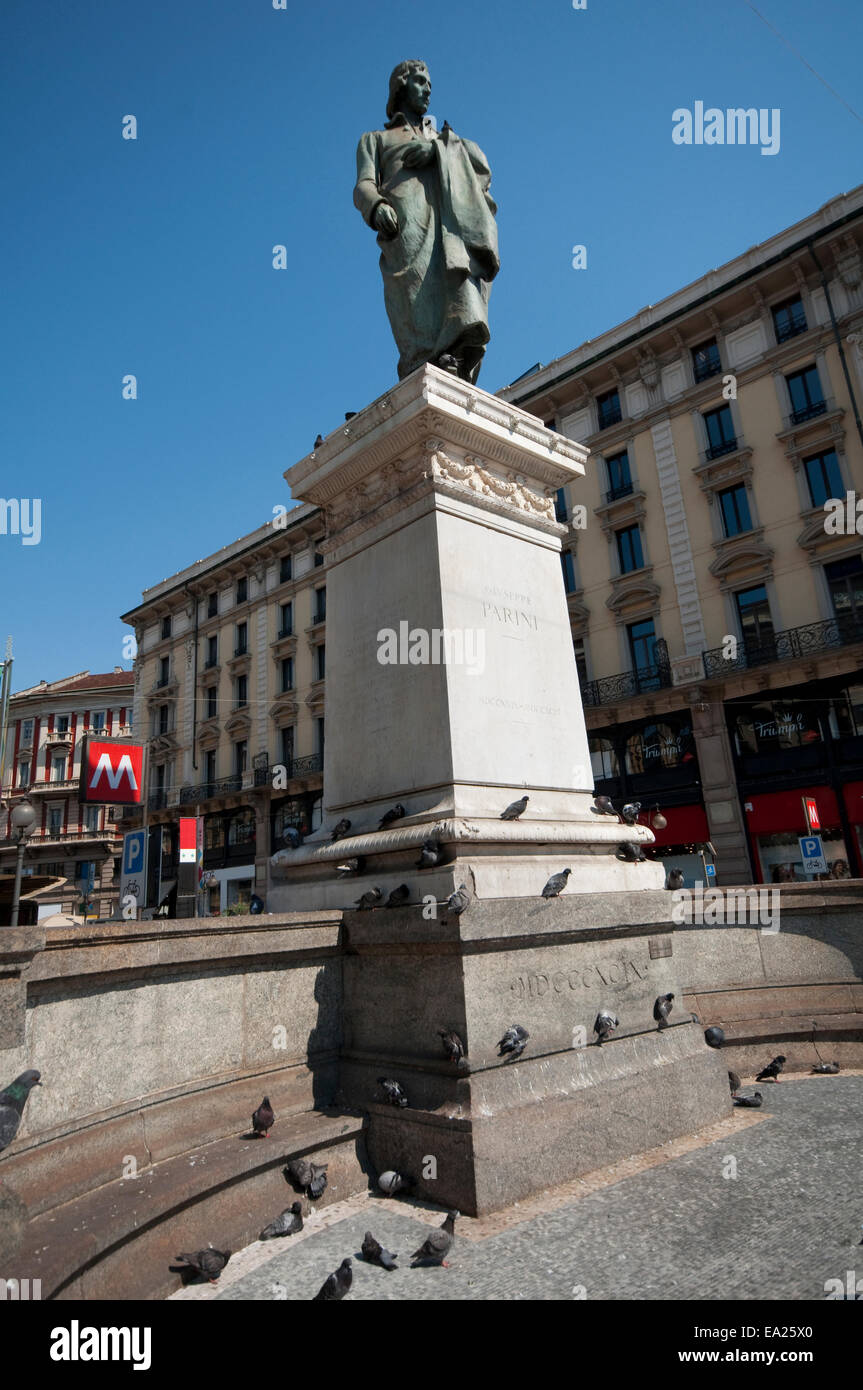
(354, 60), (499, 385)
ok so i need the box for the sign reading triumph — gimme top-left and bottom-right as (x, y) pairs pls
(78, 737), (144, 804)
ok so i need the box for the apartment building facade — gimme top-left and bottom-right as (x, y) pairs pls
(500, 185), (863, 884)
(0, 669), (134, 917)
(120, 503), (326, 914)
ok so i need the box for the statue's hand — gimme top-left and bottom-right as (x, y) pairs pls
(373, 203), (399, 238)
(401, 140), (435, 169)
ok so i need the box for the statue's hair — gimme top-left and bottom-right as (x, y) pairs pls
(386, 59), (430, 121)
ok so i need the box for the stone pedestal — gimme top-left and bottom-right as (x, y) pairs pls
(340, 892), (730, 1214)
(269, 364), (662, 911)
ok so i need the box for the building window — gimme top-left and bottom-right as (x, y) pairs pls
(91, 710), (106, 732)
(47, 807), (63, 835)
(596, 388), (622, 430)
(605, 450), (632, 500)
(280, 555), (292, 584)
(827, 682), (863, 739)
(234, 740), (247, 776)
(280, 726), (295, 768)
(718, 484), (753, 537)
(157, 704), (170, 735)
(786, 365), (825, 424)
(235, 622), (248, 656)
(56, 714), (69, 734)
(161, 615), (172, 640)
(804, 449), (842, 507)
(205, 750), (216, 787)
(735, 585), (774, 650)
(236, 674), (248, 709)
(21, 719), (33, 743)
(824, 554), (863, 629)
(314, 550), (324, 568)
(279, 602), (293, 637)
(554, 488), (568, 522)
(280, 657), (294, 693)
(51, 756), (66, 782)
(692, 338), (721, 383)
(205, 686), (217, 719)
(589, 736), (618, 781)
(772, 295), (807, 344)
(561, 550), (576, 593)
(18, 760), (29, 788)
(316, 645), (326, 681)
(228, 809), (256, 846)
(625, 719), (695, 775)
(207, 591), (218, 618)
(236, 577), (247, 604)
(703, 404), (737, 459)
(733, 700), (819, 756)
(628, 618), (657, 673)
(616, 524), (644, 575)
(314, 587), (326, 623)
(573, 637), (587, 686)
(158, 656), (170, 687)
(316, 717), (325, 761)
(83, 806), (100, 831)
(204, 635), (217, 669)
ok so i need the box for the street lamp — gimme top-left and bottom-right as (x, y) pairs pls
(9, 797), (37, 928)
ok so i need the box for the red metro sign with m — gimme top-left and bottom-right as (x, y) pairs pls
(80, 739), (144, 805)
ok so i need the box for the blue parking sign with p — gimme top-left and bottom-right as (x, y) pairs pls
(123, 831), (146, 875)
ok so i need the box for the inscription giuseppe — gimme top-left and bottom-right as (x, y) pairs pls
(511, 958), (648, 999)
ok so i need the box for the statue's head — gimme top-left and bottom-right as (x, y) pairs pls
(386, 60), (431, 121)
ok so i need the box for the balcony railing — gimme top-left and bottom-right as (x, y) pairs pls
(786, 397), (829, 427)
(233, 645), (249, 658)
(178, 775), (243, 805)
(47, 727), (72, 743)
(774, 308), (807, 344)
(693, 357), (722, 384)
(277, 625), (294, 639)
(253, 754), (323, 787)
(580, 642), (672, 707)
(28, 777), (78, 792)
(597, 403), (623, 430)
(704, 436), (738, 461)
(702, 614), (863, 679)
(603, 481), (635, 504)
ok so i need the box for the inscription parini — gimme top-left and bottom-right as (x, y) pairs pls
(510, 958), (648, 999)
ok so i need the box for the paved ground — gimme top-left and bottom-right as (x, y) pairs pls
(170, 1075), (863, 1301)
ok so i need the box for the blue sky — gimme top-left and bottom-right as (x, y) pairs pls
(2, 0), (861, 691)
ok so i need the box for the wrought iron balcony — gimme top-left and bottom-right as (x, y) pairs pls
(252, 754), (323, 787)
(277, 625), (294, 639)
(603, 481), (635, 504)
(580, 642), (672, 707)
(702, 614), (863, 678)
(704, 436), (738, 461)
(233, 645), (249, 658)
(774, 308), (807, 343)
(178, 774), (243, 805)
(787, 397), (828, 427)
(693, 357), (722, 383)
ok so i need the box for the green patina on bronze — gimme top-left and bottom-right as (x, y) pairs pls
(354, 60), (499, 385)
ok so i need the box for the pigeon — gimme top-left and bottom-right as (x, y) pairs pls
(704, 1026), (725, 1049)
(378, 1077), (408, 1107)
(282, 826), (303, 849)
(591, 794), (618, 818)
(362, 1232), (399, 1270)
(439, 1029), (466, 1064)
(260, 1202), (303, 1240)
(755, 1054), (786, 1083)
(594, 1009), (618, 1045)
(411, 1210), (458, 1267)
(734, 1091), (763, 1108)
(378, 804), (406, 830)
(620, 802), (642, 826)
(542, 868), (571, 898)
(175, 1248), (231, 1282)
(416, 839), (441, 869)
(385, 883), (410, 908)
(251, 1096), (274, 1138)
(501, 795), (529, 821)
(335, 858), (363, 877)
(355, 887), (383, 910)
(285, 1157), (313, 1191)
(314, 434), (324, 449)
(812, 1061), (840, 1074)
(728, 1069), (741, 1096)
(313, 1257), (352, 1300)
(653, 992), (675, 1029)
(666, 868), (685, 890)
(445, 882), (472, 916)
(617, 842), (647, 863)
(249, 893), (264, 914)
(331, 818), (352, 842)
(377, 1170), (416, 1197)
(308, 1163), (328, 1200)
(0, 1069), (41, 1154)
(497, 1024), (529, 1059)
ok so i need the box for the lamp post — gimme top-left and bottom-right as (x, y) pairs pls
(9, 797), (37, 928)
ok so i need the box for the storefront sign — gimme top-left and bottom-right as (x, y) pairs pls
(802, 796), (820, 833)
(798, 835), (828, 874)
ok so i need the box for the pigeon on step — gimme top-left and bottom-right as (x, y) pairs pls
(728, 1070), (741, 1096)
(308, 1163), (328, 1200)
(251, 1096), (274, 1138)
(355, 887), (383, 910)
(331, 818), (352, 842)
(378, 804), (406, 830)
(704, 1026), (725, 1049)
(175, 1248), (231, 1282)
(620, 802), (642, 826)
(501, 795), (529, 820)
(260, 1202), (303, 1240)
(653, 993), (675, 1029)
(0, 1070), (41, 1154)
(378, 1170), (415, 1196)
(446, 882), (472, 916)
(411, 1210), (458, 1267)
(734, 1091), (763, 1108)
(666, 869), (685, 890)
(812, 1061), (840, 1074)
(362, 1232), (398, 1270)
(378, 1077), (408, 1107)
(594, 1010), (618, 1045)
(617, 842), (647, 863)
(497, 1024), (529, 1059)
(416, 840), (441, 869)
(385, 883), (410, 908)
(542, 868), (571, 898)
(439, 1029), (466, 1064)
(285, 1157), (313, 1191)
(755, 1055), (786, 1083)
(313, 1257), (352, 1300)
(591, 795), (618, 818)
